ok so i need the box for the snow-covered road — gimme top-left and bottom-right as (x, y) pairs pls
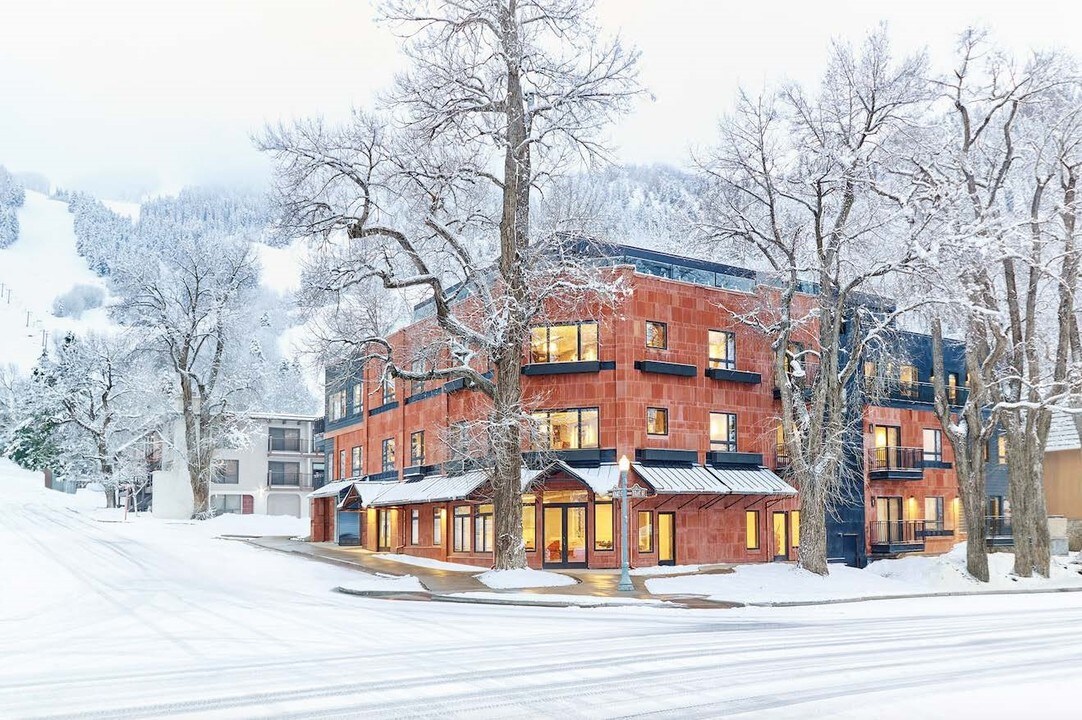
(1, 469), (1079, 719)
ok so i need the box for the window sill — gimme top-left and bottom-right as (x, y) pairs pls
(705, 367), (762, 384)
(522, 360), (602, 375)
(369, 402), (399, 417)
(634, 360), (697, 377)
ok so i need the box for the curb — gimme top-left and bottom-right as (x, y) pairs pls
(333, 585), (682, 609)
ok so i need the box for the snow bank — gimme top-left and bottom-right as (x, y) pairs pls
(198, 513), (310, 538)
(866, 543), (1082, 592)
(630, 564), (701, 576)
(374, 553), (481, 572)
(339, 573), (427, 594)
(447, 592), (668, 607)
(647, 563), (911, 603)
(476, 568), (577, 589)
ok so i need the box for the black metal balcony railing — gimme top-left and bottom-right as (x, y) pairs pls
(268, 437), (314, 453)
(871, 520), (926, 545)
(986, 515), (1013, 538)
(774, 445), (791, 474)
(267, 472), (313, 488)
(863, 377), (969, 406)
(867, 446), (924, 472)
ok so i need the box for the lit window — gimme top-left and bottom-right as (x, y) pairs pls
(710, 412), (737, 452)
(864, 361), (877, 379)
(522, 500), (536, 552)
(410, 430), (425, 466)
(997, 435), (1007, 465)
(474, 504), (494, 553)
(646, 407), (668, 436)
(899, 364), (919, 398)
(529, 322), (599, 363)
(594, 502), (613, 550)
(947, 373), (960, 404)
(351, 446), (362, 477)
(637, 511), (653, 552)
(378, 510), (391, 549)
(746, 510), (760, 550)
(432, 508), (443, 546)
(708, 330), (736, 370)
(645, 321), (667, 349)
(410, 509), (420, 545)
(531, 408), (599, 450)
(352, 384), (363, 415)
(923, 428), (942, 463)
(453, 506), (470, 552)
(381, 438), (396, 473)
(790, 511), (800, 548)
(925, 497), (945, 532)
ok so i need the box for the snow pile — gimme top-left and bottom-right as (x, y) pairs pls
(476, 568), (577, 589)
(448, 592), (667, 607)
(197, 513), (310, 538)
(0, 458), (48, 502)
(339, 573), (427, 594)
(630, 564), (701, 576)
(647, 563), (911, 603)
(866, 543), (1082, 592)
(374, 553), (481, 572)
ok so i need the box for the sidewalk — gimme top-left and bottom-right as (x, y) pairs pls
(247, 537), (735, 607)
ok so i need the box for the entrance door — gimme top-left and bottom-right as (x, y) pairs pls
(772, 511), (789, 561)
(658, 512), (676, 565)
(543, 504), (588, 568)
(377, 509), (392, 551)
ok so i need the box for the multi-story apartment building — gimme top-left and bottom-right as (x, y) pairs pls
(309, 244), (986, 569)
(153, 412), (324, 519)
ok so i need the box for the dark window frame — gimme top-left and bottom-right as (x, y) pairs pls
(531, 407), (600, 450)
(594, 501), (614, 551)
(351, 446), (362, 477)
(645, 320), (668, 350)
(452, 505), (471, 552)
(922, 428), (943, 463)
(381, 438), (396, 473)
(746, 510), (761, 550)
(410, 509), (420, 545)
(529, 321), (599, 364)
(708, 329), (737, 370)
(637, 510), (654, 553)
(710, 411), (738, 452)
(214, 459), (240, 484)
(646, 407), (669, 436)
(410, 430), (425, 466)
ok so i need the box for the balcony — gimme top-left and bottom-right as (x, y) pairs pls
(866, 446), (924, 481)
(267, 437), (316, 454)
(985, 515), (1013, 548)
(267, 472), (314, 489)
(774, 446), (791, 474)
(863, 377), (969, 407)
(870, 520), (926, 554)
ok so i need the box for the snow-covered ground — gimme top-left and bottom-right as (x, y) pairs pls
(2, 458), (1081, 718)
(340, 574), (427, 594)
(477, 568), (578, 589)
(0, 190), (117, 371)
(646, 547), (1082, 604)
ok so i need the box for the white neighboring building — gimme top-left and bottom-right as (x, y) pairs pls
(152, 412), (325, 519)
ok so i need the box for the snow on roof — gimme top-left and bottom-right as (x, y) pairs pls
(307, 480), (353, 499)
(561, 464), (621, 495)
(368, 472), (489, 507)
(1046, 412), (1081, 453)
(632, 464), (796, 496)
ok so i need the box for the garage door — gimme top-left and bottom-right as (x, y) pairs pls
(267, 493), (301, 518)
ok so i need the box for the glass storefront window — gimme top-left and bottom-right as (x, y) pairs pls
(594, 503), (613, 550)
(529, 322), (599, 363)
(542, 490), (589, 504)
(522, 502), (536, 552)
(637, 511), (653, 552)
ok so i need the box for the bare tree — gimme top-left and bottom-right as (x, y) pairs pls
(695, 30), (929, 574)
(112, 233), (259, 516)
(259, 0), (640, 569)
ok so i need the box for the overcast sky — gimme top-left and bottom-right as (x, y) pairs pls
(2, 0), (1080, 198)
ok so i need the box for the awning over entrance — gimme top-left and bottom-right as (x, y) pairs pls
(337, 481), (397, 509)
(633, 464), (797, 496)
(307, 480), (353, 499)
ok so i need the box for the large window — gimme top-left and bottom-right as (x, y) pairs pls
(433, 508), (443, 546)
(529, 322), (599, 364)
(522, 498), (536, 552)
(381, 438), (396, 473)
(637, 511), (653, 552)
(352, 383), (363, 415)
(381, 375), (396, 405)
(710, 412), (737, 452)
(923, 428), (943, 463)
(899, 364), (919, 398)
(646, 407), (668, 436)
(595, 502), (614, 551)
(997, 435), (1007, 464)
(532, 408), (599, 450)
(410, 358), (428, 396)
(410, 509), (420, 545)
(410, 431), (425, 466)
(745, 510), (760, 550)
(327, 390), (347, 421)
(378, 510), (391, 550)
(453, 506), (471, 552)
(211, 494), (244, 515)
(269, 427), (301, 452)
(925, 496), (945, 532)
(708, 330), (736, 370)
(339, 449), (347, 479)
(645, 321), (668, 349)
(268, 461), (300, 486)
(214, 459), (239, 484)
(474, 504), (494, 553)
(351, 446), (362, 477)
(790, 510), (800, 548)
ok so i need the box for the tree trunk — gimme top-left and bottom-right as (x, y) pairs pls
(798, 483), (829, 575)
(180, 376), (209, 516)
(490, 356), (526, 570)
(1007, 430), (1033, 577)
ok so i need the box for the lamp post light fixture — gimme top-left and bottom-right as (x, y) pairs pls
(617, 454), (634, 592)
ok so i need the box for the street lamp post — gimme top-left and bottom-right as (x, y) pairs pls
(617, 454), (634, 592)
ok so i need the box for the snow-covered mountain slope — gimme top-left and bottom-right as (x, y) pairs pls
(0, 191), (117, 372)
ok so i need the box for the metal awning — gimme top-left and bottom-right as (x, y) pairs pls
(708, 466), (796, 496)
(633, 464), (727, 494)
(336, 480), (398, 509)
(632, 464), (797, 496)
(307, 480), (353, 499)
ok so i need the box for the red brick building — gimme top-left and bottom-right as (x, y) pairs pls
(311, 245), (968, 569)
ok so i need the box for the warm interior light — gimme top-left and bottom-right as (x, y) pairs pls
(618, 455), (630, 472)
